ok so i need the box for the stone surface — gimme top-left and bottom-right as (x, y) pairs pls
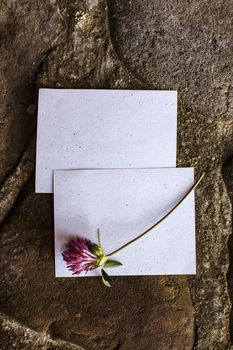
(0, 0), (64, 184)
(0, 0), (233, 349)
(0, 313), (84, 350)
(0, 136), (35, 224)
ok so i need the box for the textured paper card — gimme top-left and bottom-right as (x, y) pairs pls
(36, 89), (177, 193)
(54, 168), (195, 277)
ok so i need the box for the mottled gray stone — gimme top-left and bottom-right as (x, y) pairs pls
(0, 0), (233, 349)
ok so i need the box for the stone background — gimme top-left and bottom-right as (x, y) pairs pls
(0, 1), (233, 349)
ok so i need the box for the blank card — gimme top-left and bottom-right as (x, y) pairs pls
(54, 168), (195, 277)
(36, 89), (177, 193)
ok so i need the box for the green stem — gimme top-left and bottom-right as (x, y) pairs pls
(107, 172), (205, 257)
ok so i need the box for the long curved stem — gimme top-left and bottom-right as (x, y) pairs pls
(107, 172), (205, 257)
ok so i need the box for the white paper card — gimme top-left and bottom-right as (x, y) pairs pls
(54, 168), (195, 277)
(36, 89), (177, 193)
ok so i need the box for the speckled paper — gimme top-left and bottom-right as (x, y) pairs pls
(36, 89), (177, 193)
(54, 168), (195, 277)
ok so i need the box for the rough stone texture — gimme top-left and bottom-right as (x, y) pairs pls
(0, 0), (233, 349)
(0, 313), (84, 350)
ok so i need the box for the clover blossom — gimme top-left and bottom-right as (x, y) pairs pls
(62, 237), (106, 275)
